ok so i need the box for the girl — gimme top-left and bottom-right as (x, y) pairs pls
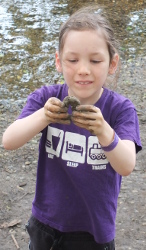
(2, 5), (142, 250)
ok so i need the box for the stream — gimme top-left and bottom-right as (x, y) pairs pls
(0, 0), (145, 110)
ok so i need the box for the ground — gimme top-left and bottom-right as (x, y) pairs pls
(0, 58), (146, 249)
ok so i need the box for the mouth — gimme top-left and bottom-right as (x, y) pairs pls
(76, 81), (92, 85)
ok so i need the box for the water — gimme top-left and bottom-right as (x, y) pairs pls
(0, 0), (145, 108)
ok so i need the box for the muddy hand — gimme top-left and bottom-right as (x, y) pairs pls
(71, 105), (105, 136)
(44, 97), (70, 124)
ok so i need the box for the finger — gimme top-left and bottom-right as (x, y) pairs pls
(72, 111), (97, 121)
(45, 109), (70, 120)
(72, 106), (100, 120)
(76, 105), (98, 113)
(72, 105), (103, 122)
(58, 106), (68, 113)
(45, 100), (64, 113)
(72, 114), (103, 131)
(72, 120), (96, 134)
(48, 117), (71, 125)
(57, 119), (71, 125)
(45, 97), (63, 109)
(72, 120), (95, 133)
(71, 114), (94, 127)
(46, 105), (67, 114)
(72, 120), (88, 129)
(49, 97), (63, 107)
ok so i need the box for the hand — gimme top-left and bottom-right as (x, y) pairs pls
(71, 105), (105, 136)
(44, 97), (71, 124)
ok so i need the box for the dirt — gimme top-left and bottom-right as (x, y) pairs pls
(62, 96), (80, 111)
(0, 58), (146, 250)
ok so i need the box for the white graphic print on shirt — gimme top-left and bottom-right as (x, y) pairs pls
(62, 131), (86, 163)
(45, 127), (108, 167)
(87, 136), (107, 165)
(45, 127), (64, 158)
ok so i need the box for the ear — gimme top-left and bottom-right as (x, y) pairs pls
(55, 51), (62, 73)
(108, 53), (119, 75)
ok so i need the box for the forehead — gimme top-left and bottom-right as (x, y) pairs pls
(61, 29), (108, 55)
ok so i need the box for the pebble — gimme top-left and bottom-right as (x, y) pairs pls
(6, 176), (10, 180)
(21, 231), (27, 237)
(9, 229), (16, 234)
(25, 161), (30, 165)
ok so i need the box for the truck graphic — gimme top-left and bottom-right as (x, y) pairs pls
(89, 143), (106, 160)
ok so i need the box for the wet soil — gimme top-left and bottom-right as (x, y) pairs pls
(0, 57), (146, 250)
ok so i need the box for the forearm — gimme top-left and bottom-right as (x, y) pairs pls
(97, 123), (136, 176)
(2, 108), (49, 150)
(2, 97), (70, 150)
(103, 139), (136, 176)
(71, 105), (136, 176)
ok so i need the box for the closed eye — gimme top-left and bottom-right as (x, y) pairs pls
(91, 60), (101, 64)
(68, 59), (78, 63)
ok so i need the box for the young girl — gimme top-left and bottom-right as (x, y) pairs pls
(2, 5), (142, 250)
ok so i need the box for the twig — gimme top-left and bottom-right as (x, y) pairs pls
(12, 191), (35, 202)
(11, 234), (20, 249)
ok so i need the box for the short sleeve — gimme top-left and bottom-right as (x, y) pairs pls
(17, 85), (63, 119)
(113, 105), (142, 153)
(17, 84), (68, 120)
(17, 88), (46, 119)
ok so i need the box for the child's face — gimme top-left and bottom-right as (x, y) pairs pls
(56, 29), (118, 104)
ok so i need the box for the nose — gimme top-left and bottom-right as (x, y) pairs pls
(77, 61), (91, 75)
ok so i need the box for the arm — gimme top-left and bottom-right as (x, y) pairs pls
(2, 97), (70, 150)
(71, 105), (136, 176)
(97, 121), (136, 176)
(104, 139), (136, 176)
(2, 108), (48, 150)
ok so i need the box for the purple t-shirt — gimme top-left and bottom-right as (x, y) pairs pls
(18, 83), (142, 243)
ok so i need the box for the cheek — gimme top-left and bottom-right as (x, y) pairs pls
(94, 65), (110, 81)
(62, 64), (75, 76)
(98, 63), (110, 74)
(62, 68), (72, 83)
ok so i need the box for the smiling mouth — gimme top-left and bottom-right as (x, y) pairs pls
(77, 81), (92, 85)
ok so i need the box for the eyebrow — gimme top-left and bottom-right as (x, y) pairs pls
(65, 51), (101, 55)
